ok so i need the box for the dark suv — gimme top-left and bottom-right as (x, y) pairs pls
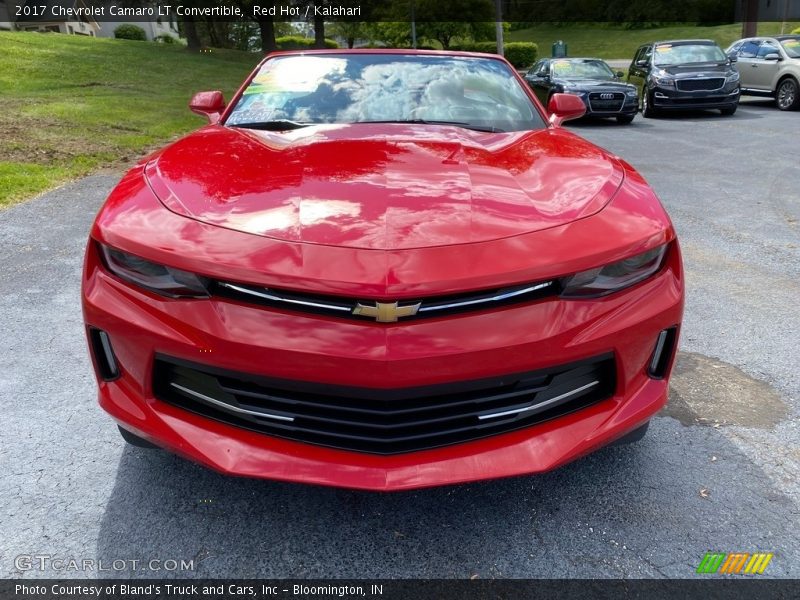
(627, 39), (741, 117)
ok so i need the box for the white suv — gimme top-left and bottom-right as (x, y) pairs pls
(726, 35), (800, 110)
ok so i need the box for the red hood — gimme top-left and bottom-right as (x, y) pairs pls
(145, 123), (624, 251)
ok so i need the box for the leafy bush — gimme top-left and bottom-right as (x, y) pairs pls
(153, 34), (177, 45)
(275, 36), (338, 50)
(452, 41), (538, 68)
(114, 24), (147, 42)
(503, 42), (538, 68)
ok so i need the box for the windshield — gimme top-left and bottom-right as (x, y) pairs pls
(225, 54), (545, 133)
(781, 37), (800, 58)
(551, 59), (615, 80)
(653, 43), (727, 66)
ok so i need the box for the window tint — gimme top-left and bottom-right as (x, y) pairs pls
(538, 61), (550, 76)
(757, 42), (780, 58)
(738, 40), (760, 58)
(634, 47), (650, 64)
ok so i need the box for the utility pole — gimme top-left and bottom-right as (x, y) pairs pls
(495, 0), (503, 56)
(411, 1), (417, 49)
(742, 0), (758, 38)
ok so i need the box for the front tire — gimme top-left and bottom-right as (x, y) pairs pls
(776, 77), (800, 111)
(118, 425), (159, 449)
(720, 104), (737, 116)
(616, 114), (635, 124)
(641, 90), (657, 118)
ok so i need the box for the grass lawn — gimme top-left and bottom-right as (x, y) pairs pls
(0, 32), (260, 207)
(507, 22), (800, 60)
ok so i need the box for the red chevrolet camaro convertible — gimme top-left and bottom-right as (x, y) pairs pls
(82, 50), (683, 490)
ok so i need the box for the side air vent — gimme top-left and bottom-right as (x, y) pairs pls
(648, 327), (678, 379)
(88, 327), (120, 381)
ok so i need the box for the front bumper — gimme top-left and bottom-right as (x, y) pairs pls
(651, 84), (740, 110)
(83, 245), (683, 491)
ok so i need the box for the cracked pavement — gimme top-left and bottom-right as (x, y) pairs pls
(1, 98), (798, 578)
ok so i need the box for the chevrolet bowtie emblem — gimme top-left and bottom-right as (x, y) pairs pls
(353, 301), (421, 323)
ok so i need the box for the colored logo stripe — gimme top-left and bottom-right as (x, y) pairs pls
(697, 552), (773, 574)
(744, 553), (773, 574)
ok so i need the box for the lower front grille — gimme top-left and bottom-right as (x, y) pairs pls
(676, 78), (724, 92)
(153, 354), (616, 455)
(661, 96), (727, 105)
(588, 92), (625, 112)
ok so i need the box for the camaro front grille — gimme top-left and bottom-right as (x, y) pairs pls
(588, 92), (625, 112)
(676, 78), (725, 92)
(210, 278), (558, 322)
(153, 354), (616, 455)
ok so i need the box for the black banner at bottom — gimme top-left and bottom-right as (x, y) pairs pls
(1, 579), (798, 600)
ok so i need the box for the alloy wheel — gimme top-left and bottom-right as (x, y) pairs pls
(777, 79), (798, 110)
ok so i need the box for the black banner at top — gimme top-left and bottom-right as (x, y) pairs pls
(7, 0), (800, 24)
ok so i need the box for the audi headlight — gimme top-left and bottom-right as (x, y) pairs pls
(560, 244), (668, 298)
(626, 89), (638, 97)
(99, 244), (209, 298)
(726, 71), (740, 83)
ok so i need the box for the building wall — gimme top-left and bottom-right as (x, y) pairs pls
(0, 0), (13, 30)
(764, 0), (799, 20)
(16, 19), (96, 35)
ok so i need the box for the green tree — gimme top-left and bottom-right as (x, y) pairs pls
(330, 21), (368, 48)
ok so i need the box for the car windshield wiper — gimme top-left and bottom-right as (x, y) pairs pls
(228, 120), (310, 131)
(356, 119), (505, 133)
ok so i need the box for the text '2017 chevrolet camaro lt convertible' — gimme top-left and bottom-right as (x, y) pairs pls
(82, 50), (684, 491)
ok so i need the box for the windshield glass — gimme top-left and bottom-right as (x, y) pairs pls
(551, 59), (615, 79)
(653, 43), (726, 66)
(781, 37), (800, 58)
(225, 54), (544, 133)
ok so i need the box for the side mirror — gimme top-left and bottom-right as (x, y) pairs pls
(727, 52), (738, 63)
(635, 59), (648, 68)
(548, 93), (587, 126)
(616, 70), (625, 78)
(764, 53), (781, 61)
(189, 90), (226, 123)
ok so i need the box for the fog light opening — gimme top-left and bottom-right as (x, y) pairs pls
(648, 327), (678, 379)
(88, 327), (120, 381)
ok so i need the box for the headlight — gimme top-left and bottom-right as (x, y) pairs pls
(650, 74), (675, 88)
(99, 244), (209, 298)
(560, 244), (668, 298)
(726, 71), (740, 83)
(625, 89), (638, 97)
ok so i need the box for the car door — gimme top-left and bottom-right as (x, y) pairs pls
(752, 41), (783, 91)
(628, 45), (651, 94)
(525, 59), (552, 104)
(736, 39), (764, 90)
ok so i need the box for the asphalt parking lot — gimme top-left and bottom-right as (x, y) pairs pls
(1, 97), (798, 579)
